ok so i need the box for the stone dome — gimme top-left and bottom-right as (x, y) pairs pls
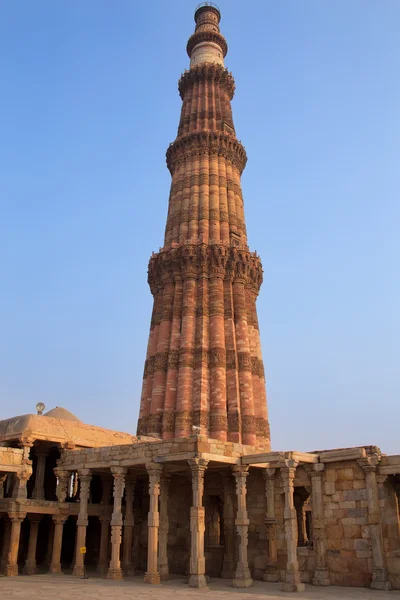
(44, 406), (82, 423)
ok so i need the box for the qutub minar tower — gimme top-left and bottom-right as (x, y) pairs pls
(0, 3), (398, 595)
(138, 2), (270, 448)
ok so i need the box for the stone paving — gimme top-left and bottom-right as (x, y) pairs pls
(0, 575), (398, 600)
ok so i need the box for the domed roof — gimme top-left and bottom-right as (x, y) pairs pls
(44, 406), (82, 423)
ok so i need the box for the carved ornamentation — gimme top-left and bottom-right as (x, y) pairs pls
(154, 351), (169, 373)
(168, 349), (179, 370)
(166, 132), (247, 175)
(242, 414), (256, 434)
(226, 349), (237, 370)
(238, 352), (252, 372)
(147, 414), (162, 434)
(178, 63), (234, 100)
(209, 347), (226, 368)
(228, 411), (240, 433)
(162, 412), (175, 434)
(179, 348), (195, 368)
(210, 413), (228, 433)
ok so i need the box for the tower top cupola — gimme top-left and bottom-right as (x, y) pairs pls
(188, 3), (227, 68)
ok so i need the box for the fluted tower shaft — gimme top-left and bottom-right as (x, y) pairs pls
(137, 4), (270, 448)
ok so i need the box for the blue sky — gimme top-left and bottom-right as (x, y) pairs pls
(1, 1), (399, 454)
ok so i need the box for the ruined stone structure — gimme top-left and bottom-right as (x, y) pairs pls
(0, 3), (399, 594)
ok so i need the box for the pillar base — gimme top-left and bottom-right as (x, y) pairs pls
(49, 564), (63, 575)
(371, 568), (391, 591)
(264, 565), (279, 583)
(282, 582), (305, 592)
(312, 567), (330, 586)
(371, 581), (391, 591)
(72, 565), (85, 577)
(189, 573), (207, 588)
(232, 577), (253, 588)
(24, 560), (37, 575)
(107, 567), (123, 580)
(144, 572), (161, 584)
(5, 564), (19, 577)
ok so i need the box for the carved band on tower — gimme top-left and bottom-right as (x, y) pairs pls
(137, 3), (270, 449)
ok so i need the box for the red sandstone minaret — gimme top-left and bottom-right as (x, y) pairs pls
(137, 3), (270, 448)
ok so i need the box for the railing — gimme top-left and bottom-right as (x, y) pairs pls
(195, 2), (220, 13)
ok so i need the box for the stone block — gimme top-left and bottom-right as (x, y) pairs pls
(343, 524), (362, 539)
(336, 480), (354, 491)
(354, 538), (371, 552)
(343, 489), (367, 502)
(325, 524), (344, 539)
(347, 507), (366, 518)
(341, 539), (355, 551)
(332, 492), (343, 502)
(337, 468), (354, 481)
(325, 469), (337, 482)
(324, 482), (335, 495)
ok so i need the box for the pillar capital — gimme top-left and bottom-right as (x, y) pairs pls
(309, 463), (325, 477)
(232, 464), (249, 478)
(358, 455), (380, 474)
(263, 467), (276, 480)
(78, 468), (92, 481)
(52, 514), (68, 525)
(188, 457), (209, 472)
(110, 466), (128, 478)
(7, 511), (26, 522)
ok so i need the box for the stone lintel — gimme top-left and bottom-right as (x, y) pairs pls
(318, 447), (367, 463)
(242, 450), (318, 466)
(154, 452), (197, 464)
(379, 455), (400, 475)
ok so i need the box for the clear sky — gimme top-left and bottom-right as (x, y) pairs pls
(1, 1), (399, 454)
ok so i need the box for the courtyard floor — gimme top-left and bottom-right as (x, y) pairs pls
(0, 575), (399, 600)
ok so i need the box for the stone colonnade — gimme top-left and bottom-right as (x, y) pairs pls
(2, 456), (394, 592)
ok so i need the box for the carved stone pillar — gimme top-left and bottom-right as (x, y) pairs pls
(122, 474), (136, 576)
(158, 473), (170, 580)
(263, 468), (279, 582)
(308, 464), (330, 586)
(50, 514), (67, 574)
(107, 466), (127, 580)
(32, 449), (48, 500)
(55, 469), (70, 503)
(281, 461), (305, 592)
(0, 474), (7, 498)
(221, 472), (235, 579)
(24, 515), (41, 575)
(12, 469), (31, 500)
(72, 472), (79, 498)
(359, 456), (391, 591)
(6, 512), (26, 576)
(72, 468), (91, 577)
(144, 463), (162, 584)
(294, 496), (309, 546)
(188, 458), (208, 588)
(232, 465), (252, 588)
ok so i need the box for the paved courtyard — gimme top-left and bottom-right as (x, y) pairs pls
(0, 575), (398, 600)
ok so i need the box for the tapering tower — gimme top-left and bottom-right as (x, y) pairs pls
(137, 3), (270, 449)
